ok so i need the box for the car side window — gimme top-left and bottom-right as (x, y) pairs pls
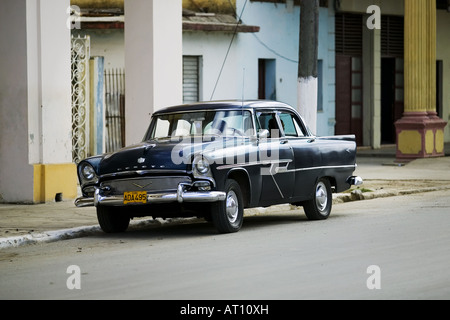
(257, 112), (281, 138)
(279, 112), (306, 137)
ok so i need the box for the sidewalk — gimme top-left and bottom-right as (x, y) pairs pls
(1, 145), (450, 249)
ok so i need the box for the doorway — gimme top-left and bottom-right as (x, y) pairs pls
(381, 57), (404, 144)
(258, 59), (276, 100)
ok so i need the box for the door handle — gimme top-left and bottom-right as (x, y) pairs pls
(280, 140), (288, 145)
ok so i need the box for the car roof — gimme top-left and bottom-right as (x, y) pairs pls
(153, 100), (296, 114)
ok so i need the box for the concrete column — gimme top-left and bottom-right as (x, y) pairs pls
(404, 0), (427, 114)
(124, 0), (183, 145)
(395, 0), (447, 161)
(0, 0), (76, 203)
(0, 0), (34, 203)
(363, 15), (381, 149)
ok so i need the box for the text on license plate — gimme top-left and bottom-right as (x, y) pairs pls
(124, 191), (147, 204)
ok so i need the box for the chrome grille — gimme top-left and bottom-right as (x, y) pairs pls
(101, 176), (192, 194)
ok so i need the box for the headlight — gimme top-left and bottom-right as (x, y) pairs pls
(193, 155), (211, 177)
(80, 163), (96, 181)
(196, 158), (210, 175)
(192, 155), (216, 187)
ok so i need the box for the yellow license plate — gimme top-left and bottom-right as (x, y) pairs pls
(124, 191), (147, 204)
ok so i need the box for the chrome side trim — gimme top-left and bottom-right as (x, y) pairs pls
(290, 164), (357, 172)
(217, 162), (355, 172)
(216, 159), (293, 171)
(74, 197), (95, 207)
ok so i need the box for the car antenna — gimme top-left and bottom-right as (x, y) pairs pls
(242, 67), (245, 106)
(242, 68), (245, 133)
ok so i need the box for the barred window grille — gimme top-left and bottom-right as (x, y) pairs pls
(71, 35), (91, 164)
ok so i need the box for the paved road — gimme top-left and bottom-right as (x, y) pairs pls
(1, 190), (449, 300)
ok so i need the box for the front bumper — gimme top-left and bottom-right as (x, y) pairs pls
(75, 183), (226, 208)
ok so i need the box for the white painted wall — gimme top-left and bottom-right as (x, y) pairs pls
(237, 0), (300, 107)
(37, 0), (73, 164)
(183, 32), (239, 101)
(0, 0), (72, 203)
(0, 0), (34, 202)
(26, 0), (40, 165)
(125, 0), (182, 145)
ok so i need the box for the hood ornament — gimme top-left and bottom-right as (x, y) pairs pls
(133, 182), (152, 189)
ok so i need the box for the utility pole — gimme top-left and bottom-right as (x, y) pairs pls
(298, 0), (319, 135)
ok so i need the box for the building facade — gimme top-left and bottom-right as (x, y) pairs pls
(335, 0), (449, 155)
(2, 0), (449, 203)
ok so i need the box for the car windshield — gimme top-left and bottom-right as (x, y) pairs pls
(148, 110), (254, 139)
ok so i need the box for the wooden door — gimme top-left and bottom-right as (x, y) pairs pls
(335, 55), (352, 137)
(335, 55), (363, 145)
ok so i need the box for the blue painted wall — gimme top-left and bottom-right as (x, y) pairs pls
(235, 0), (336, 136)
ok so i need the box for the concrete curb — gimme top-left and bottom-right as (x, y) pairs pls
(0, 217), (200, 250)
(1, 186), (449, 250)
(333, 185), (450, 203)
(0, 225), (101, 250)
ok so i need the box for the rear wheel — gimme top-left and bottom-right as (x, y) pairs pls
(211, 179), (244, 233)
(97, 206), (130, 233)
(303, 178), (332, 220)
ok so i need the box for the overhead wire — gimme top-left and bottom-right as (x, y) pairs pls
(210, 0), (248, 101)
(226, 0), (299, 64)
(211, 0), (300, 100)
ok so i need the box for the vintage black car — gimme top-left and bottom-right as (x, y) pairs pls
(75, 100), (362, 234)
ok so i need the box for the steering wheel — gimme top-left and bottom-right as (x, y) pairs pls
(227, 128), (244, 136)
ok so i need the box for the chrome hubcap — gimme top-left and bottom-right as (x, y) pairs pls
(226, 190), (239, 223)
(315, 182), (328, 213)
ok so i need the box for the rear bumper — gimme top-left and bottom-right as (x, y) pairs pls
(347, 176), (364, 186)
(75, 183), (226, 208)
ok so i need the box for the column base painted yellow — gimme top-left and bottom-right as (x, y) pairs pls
(395, 113), (447, 162)
(33, 163), (78, 203)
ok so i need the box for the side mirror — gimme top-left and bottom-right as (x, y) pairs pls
(258, 129), (269, 139)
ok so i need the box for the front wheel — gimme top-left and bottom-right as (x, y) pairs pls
(97, 206), (130, 233)
(303, 178), (332, 220)
(211, 179), (244, 233)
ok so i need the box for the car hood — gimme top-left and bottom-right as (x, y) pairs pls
(97, 137), (236, 175)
